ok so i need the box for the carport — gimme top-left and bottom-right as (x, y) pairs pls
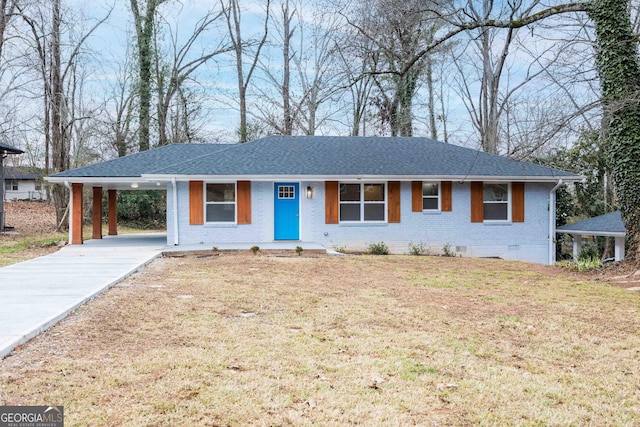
(45, 149), (172, 245)
(556, 211), (627, 261)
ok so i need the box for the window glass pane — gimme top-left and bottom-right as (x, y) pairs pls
(207, 183), (235, 202)
(340, 184), (360, 201)
(484, 184), (508, 202)
(422, 183), (438, 197)
(340, 203), (360, 221)
(206, 204), (235, 222)
(423, 198), (439, 210)
(364, 184), (385, 201)
(484, 203), (508, 220)
(364, 203), (385, 221)
(278, 185), (295, 199)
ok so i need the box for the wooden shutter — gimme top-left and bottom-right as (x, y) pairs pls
(470, 181), (484, 223)
(512, 182), (525, 223)
(441, 181), (452, 212)
(325, 181), (339, 224)
(412, 181), (422, 212)
(388, 181), (401, 223)
(237, 181), (252, 224)
(189, 181), (204, 225)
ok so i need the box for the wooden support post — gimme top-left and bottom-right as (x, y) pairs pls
(92, 187), (103, 240)
(71, 183), (83, 245)
(108, 189), (118, 236)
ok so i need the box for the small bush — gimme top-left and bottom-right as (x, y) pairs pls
(558, 256), (602, 271)
(442, 243), (456, 257)
(250, 245), (260, 255)
(117, 190), (166, 229)
(408, 242), (426, 256)
(295, 246), (303, 256)
(334, 246), (347, 254)
(368, 241), (389, 255)
(578, 243), (599, 261)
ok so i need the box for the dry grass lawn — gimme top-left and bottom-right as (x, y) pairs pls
(1, 253), (639, 426)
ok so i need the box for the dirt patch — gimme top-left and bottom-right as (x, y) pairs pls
(1, 254), (638, 426)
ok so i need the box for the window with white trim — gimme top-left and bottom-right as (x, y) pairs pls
(483, 183), (510, 221)
(339, 183), (386, 222)
(422, 182), (440, 211)
(5, 180), (18, 191)
(206, 183), (235, 222)
(278, 185), (295, 199)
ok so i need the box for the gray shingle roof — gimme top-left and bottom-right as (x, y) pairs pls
(50, 143), (235, 178)
(0, 142), (23, 155)
(49, 136), (580, 180)
(3, 167), (38, 180)
(557, 211), (626, 234)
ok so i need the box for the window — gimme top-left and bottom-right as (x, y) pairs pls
(339, 183), (385, 222)
(422, 182), (440, 211)
(205, 183), (235, 222)
(5, 180), (18, 191)
(483, 183), (509, 221)
(278, 185), (295, 199)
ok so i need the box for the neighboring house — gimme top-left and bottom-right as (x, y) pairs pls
(46, 136), (581, 264)
(557, 211), (627, 262)
(3, 167), (43, 201)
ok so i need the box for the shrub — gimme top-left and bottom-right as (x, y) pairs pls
(442, 243), (456, 257)
(408, 242), (426, 256)
(558, 256), (602, 271)
(250, 245), (260, 255)
(578, 243), (599, 261)
(117, 190), (166, 229)
(334, 245), (347, 254)
(368, 241), (389, 255)
(295, 246), (303, 256)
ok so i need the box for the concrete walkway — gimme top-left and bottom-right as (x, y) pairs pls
(0, 233), (166, 359)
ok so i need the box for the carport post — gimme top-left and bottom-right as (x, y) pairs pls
(572, 234), (582, 262)
(615, 236), (625, 261)
(71, 183), (83, 244)
(92, 186), (103, 239)
(108, 189), (118, 236)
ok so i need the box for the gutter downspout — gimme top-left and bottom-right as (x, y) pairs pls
(548, 179), (563, 265)
(64, 181), (72, 245)
(172, 178), (179, 245)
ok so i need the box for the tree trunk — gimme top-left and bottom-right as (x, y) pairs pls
(51, 0), (68, 227)
(131, 0), (163, 152)
(588, 0), (640, 263)
(281, 0), (293, 135)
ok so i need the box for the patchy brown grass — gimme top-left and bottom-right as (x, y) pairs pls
(0, 201), (65, 266)
(1, 254), (638, 426)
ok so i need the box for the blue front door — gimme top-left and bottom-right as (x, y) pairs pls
(274, 183), (300, 240)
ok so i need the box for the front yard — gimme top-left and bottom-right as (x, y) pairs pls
(1, 254), (638, 426)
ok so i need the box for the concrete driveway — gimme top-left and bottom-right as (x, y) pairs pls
(0, 233), (166, 359)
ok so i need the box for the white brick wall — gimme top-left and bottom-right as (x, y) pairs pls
(169, 180), (554, 264)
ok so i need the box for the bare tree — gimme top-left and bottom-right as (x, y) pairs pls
(344, 0), (449, 137)
(221, 0), (270, 142)
(154, 7), (232, 146)
(100, 45), (137, 158)
(18, 1), (109, 225)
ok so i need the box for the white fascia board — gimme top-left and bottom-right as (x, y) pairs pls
(45, 176), (144, 184)
(143, 174), (583, 183)
(557, 229), (626, 238)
